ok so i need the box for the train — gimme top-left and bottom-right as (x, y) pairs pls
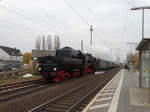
(37, 47), (118, 82)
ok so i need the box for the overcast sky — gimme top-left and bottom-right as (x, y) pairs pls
(0, 0), (150, 62)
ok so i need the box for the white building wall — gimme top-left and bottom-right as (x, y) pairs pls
(0, 48), (10, 60)
(14, 56), (22, 62)
(10, 56), (22, 62)
(18, 56), (23, 62)
(0, 48), (22, 61)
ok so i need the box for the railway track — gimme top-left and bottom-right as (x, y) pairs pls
(28, 69), (119, 112)
(0, 79), (44, 103)
(0, 73), (99, 103)
(0, 79), (42, 91)
(0, 68), (29, 78)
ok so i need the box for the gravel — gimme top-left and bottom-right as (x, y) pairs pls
(0, 68), (119, 112)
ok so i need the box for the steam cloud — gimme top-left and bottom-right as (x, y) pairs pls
(84, 44), (117, 62)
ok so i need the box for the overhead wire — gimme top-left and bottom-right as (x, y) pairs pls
(0, 3), (76, 45)
(31, 0), (89, 36)
(25, 0), (90, 44)
(82, 0), (107, 46)
(0, 17), (34, 32)
(25, 0), (91, 45)
(0, 5), (67, 44)
(24, 0), (82, 39)
(63, 0), (90, 27)
(121, 0), (136, 58)
(63, 0), (104, 47)
(116, 0), (136, 58)
(84, 0), (96, 21)
(0, 3), (67, 36)
(11, 1), (81, 43)
(0, 18), (37, 35)
(122, 0), (136, 40)
(25, 0), (49, 16)
(0, 1), (92, 46)
(25, 0), (68, 31)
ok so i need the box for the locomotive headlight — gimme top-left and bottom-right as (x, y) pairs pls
(38, 67), (42, 71)
(53, 67), (56, 71)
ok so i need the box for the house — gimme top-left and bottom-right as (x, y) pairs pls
(0, 46), (22, 61)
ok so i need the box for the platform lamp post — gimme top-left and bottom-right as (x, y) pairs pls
(131, 6), (150, 39)
(131, 6), (150, 102)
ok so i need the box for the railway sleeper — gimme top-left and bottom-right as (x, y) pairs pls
(50, 104), (71, 110)
(0, 83), (39, 96)
(59, 97), (80, 101)
(56, 101), (75, 105)
(45, 106), (66, 112)
(60, 98), (81, 104)
(0, 85), (47, 103)
(59, 100), (77, 104)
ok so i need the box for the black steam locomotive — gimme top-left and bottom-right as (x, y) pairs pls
(37, 47), (117, 82)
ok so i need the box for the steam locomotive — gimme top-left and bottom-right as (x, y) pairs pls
(37, 47), (117, 82)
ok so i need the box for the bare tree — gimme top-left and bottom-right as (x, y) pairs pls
(54, 35), (60, 50)
(35, 37), (38, 49)
(57, 35), (60, 49)
(38, 37), (41, 49)
(54, 35), (57, 51)
(35, 36), (41, 49)
(42, 35), (46, 50)
(47, 35), (52, 50)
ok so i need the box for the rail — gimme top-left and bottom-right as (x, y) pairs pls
(27, 69), (119, 112)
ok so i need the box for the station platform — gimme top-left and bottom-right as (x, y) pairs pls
(82, 69), (150, 112)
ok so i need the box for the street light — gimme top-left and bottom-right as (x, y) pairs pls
(132, 6), (150, 102)
(90, 25), (93, 45)
(131, 6), (150, 39)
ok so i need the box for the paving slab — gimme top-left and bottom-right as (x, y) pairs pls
(82, 69), (123, 112)
(117, 70), (150, 112)
(82, 69), (150, 112)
